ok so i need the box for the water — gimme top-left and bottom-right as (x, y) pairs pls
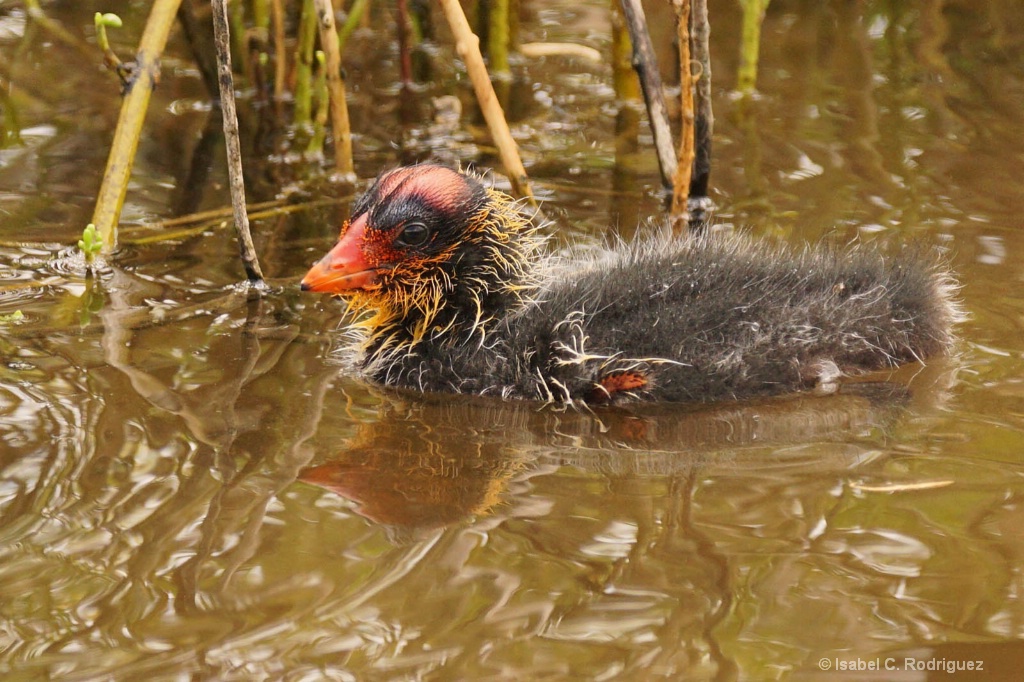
(2, 0), (1024, 679)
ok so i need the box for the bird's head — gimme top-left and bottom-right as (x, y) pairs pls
(301, 165), (542, 343)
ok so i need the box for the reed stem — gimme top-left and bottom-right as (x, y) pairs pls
(671, 0), (694, 229)
(738, 0), (770, 95)
(312, 0), (356, 179)
(271, 0), (287, 104)
(618, 0), (676, 191)
(439, 0), (535, 204)
(689, 0), (714, 221)
(212, 0), (266, 284)
(488, 0), (511, 76)
(295, 0), (318, 127)
(337, 0), (370, 55)
(90, 0), (182, 252)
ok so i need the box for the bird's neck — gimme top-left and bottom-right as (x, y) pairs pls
(362, 283), (527, 359)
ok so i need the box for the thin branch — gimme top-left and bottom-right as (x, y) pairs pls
(689, 0), (715, 223)
(126, 199), (286, 232)
(520, 42), (602, 62)
(671, 0), (695, 231)
(439, 0), (536, 205)
(618, 0), (676, 191)
(90, 0), (183, 252)
(212, 0), (266, 284)
(312, 0), (356, 180)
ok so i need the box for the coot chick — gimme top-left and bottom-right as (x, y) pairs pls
(301, 165), (961, 406)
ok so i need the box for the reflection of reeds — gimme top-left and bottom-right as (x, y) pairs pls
(271, 0), (286, 105)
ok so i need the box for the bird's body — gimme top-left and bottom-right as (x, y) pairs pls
(302, 165), (961, 407)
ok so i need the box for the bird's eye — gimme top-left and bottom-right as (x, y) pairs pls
(397, 221), (430, 247)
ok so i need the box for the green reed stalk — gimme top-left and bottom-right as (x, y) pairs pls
(337, 0), (370, 55)
(294, 0), (318, 127)
(90, 0), (182, 252)
(738, 0), (770, 94)
(488, 0), (511, 76)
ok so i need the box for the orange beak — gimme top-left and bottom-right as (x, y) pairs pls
(300, 214), (380, 293)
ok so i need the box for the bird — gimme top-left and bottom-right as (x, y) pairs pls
(301, 164), (962, 407)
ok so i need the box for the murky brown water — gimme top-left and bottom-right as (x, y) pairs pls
(3, 0), (1024, 679)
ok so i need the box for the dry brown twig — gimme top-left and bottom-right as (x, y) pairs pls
(438, 0), (537, 207)
(212, 0), (265, 284)
(618, 0), (677, 191)
(671, 0), (695, 230)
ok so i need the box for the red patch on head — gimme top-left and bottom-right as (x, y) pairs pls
(358, 219), (403, 268)
(376, 165), (473, 217)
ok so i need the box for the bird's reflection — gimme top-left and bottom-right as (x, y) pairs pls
(300, 358), (957, 530)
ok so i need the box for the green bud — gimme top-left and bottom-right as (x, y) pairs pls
(79, 223), (103, 262)
(97, 13), (122, 28)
